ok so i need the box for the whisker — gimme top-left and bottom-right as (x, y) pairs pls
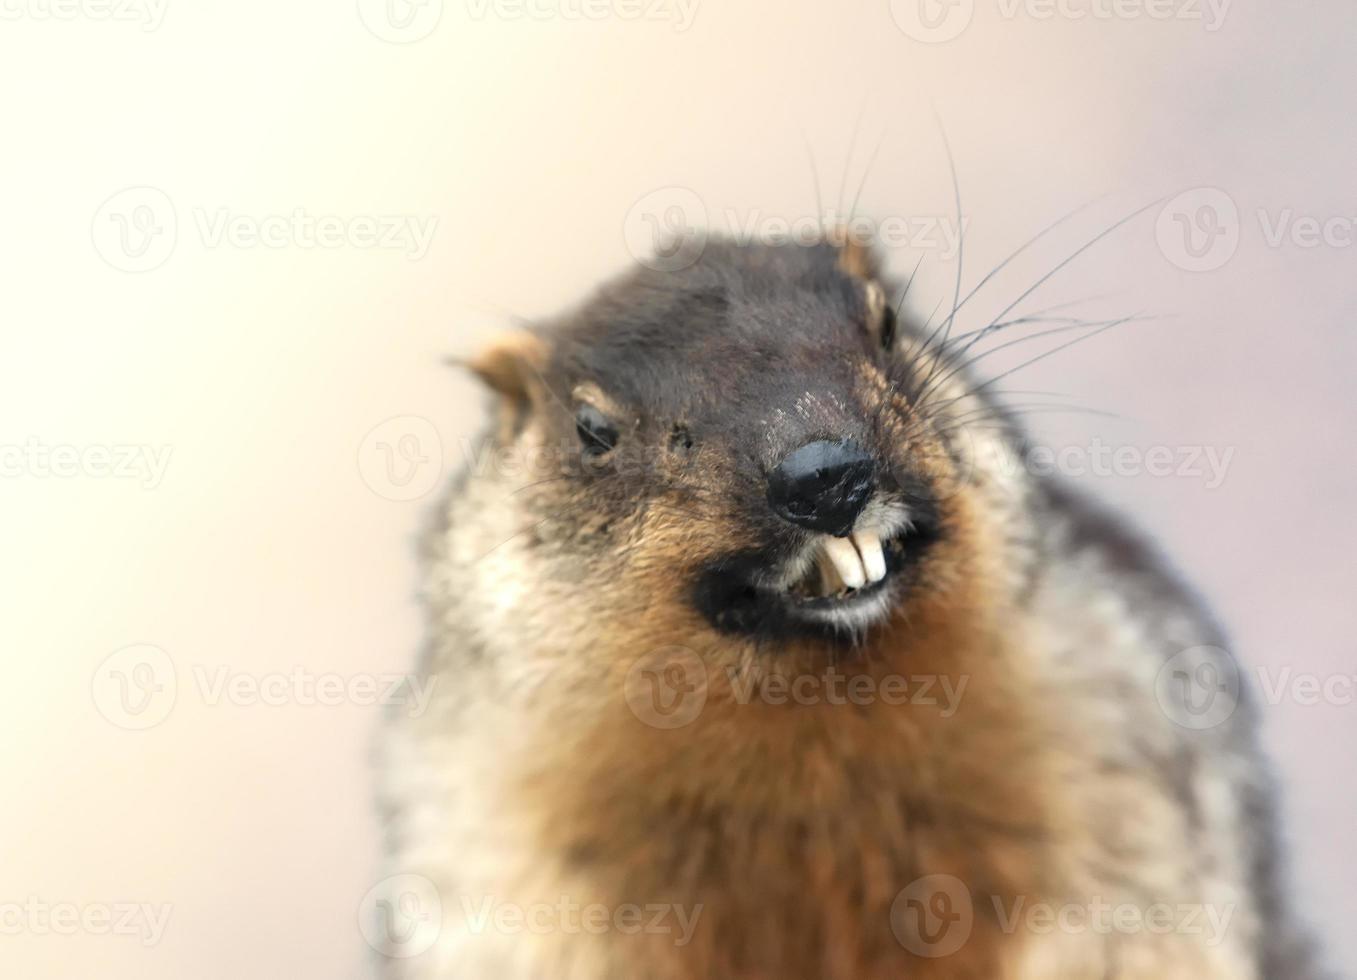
(950, 290), (1123, 338)
(930, 406), (1126, 446)
(910, 314), (1116, 409)
(937, 196), (1164, 373)
(937, 109), (964, 353)
(931, 313), (1146, 414)
(472, 518), (550, 564)
(929, 194), (1111, 345)
(939, 402), (1124, 431)
(989, 388), (1079, 397)
(508, 475), (571, 496)
(910, 110), (966, 393)
(836, 100), (869, 221)
(847, 129), (886, 225)
(922, 314), (1158, 403)
(943, 313), (1103, 343)
(801, 129), (825, 228)
(916, 296), (948, 348)
(893, 253), (926, 320)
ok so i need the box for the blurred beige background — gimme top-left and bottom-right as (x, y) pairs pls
(1, 0), (1353, 976)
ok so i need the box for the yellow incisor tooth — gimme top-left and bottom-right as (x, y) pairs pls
(852, 529), (887, 584)
(822, 535), (866, 590)
(816, 545), (847, 596)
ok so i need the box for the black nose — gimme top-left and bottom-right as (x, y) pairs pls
(767, 440), (875, 536)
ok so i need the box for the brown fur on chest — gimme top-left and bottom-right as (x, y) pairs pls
(509, 586), (1066, 980)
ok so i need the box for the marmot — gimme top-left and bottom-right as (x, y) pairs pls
(376, 236), (1319, 978)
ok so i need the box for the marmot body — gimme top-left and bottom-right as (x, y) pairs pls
(378, 238), (1317, 978)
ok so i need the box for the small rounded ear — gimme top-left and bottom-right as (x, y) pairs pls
(835, 237), (882, 281)
(862, 279), (897, 348)
(832, 236), (895, 347)
(462, 331), (548, 406)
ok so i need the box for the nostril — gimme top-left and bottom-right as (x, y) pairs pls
(768, 440), (876, 536)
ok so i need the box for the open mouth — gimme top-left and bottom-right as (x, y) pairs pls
(769, 526), (913, 633)
(694, 519), (931, 640)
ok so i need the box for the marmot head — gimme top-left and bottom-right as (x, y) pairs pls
(449, 237), (1032, 662)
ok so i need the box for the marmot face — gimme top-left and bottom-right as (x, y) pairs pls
(462, 237), (1024, 658)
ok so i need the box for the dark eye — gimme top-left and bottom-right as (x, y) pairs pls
(575, 404), (619, 458)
